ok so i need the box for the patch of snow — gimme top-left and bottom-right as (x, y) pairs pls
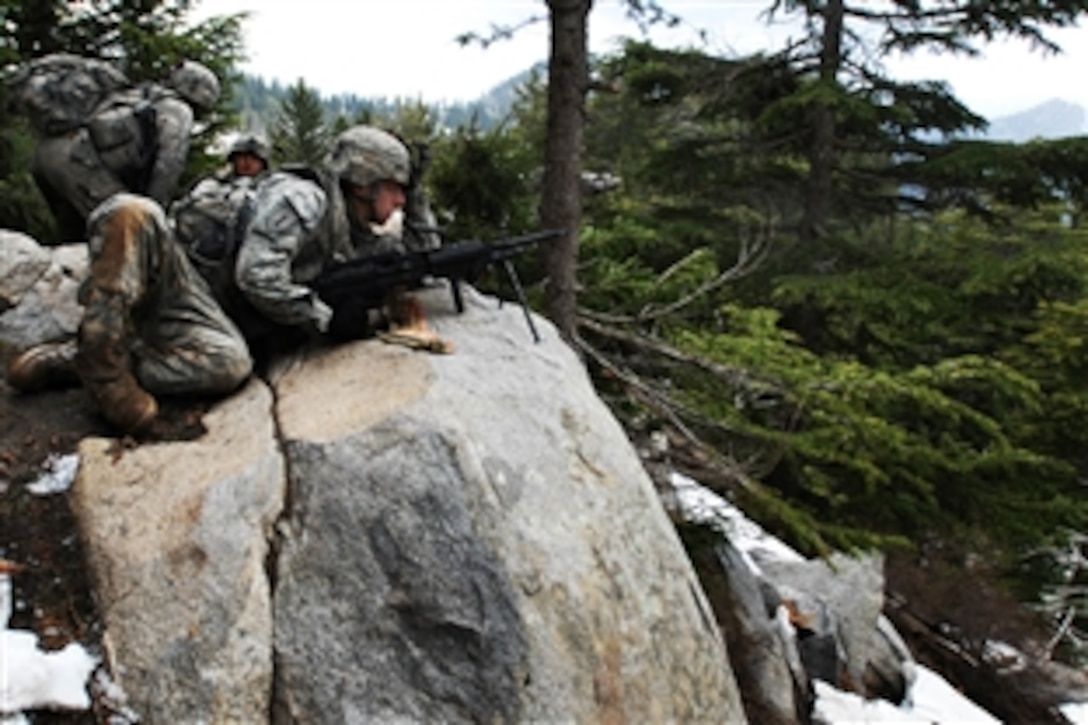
(0, 574), (9, 631)
(813, 679), (933, 724)
(92, 668), (139, 724)
(24, 453), (79, 496)
(670, 472), (1011, 725)
(2, 499), (97, 719)
(982, 639), (1027, 673)
(1062, 701), (1088, 725)
(0, 575), (9, 628)
(813, 666), (1001, 723)
(904, 666), (1002, 723)
(0, 630), (97, 714)
(669, 471), (805, 575)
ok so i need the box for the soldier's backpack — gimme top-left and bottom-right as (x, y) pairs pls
(84, 85), (162, 191)
(172, 175), (259, 298)
(6, 53), (130, 135)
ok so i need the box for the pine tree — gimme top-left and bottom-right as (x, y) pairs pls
(763, 0), (1088, 243)
(269, 79), (331, 166)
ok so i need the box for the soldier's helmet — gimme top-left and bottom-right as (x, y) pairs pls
(228, 134), (270, 167)
(168, 60), (220, 112)
(326, 126), (410, 188)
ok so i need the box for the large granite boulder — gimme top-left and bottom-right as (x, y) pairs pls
(0, 232), (85, 348)
(72, 380), (284, 723)
(70, 283), (747, 723)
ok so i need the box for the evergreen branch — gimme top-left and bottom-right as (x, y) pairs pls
(576, 229), (772, 327)
(454, 16), (546, 50)
(575, 315), (797, 481)
(637, 232), (772, 322)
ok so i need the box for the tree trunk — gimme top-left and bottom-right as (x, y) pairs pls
(800, 0), (844, 245)
(540, 0), (590, 340)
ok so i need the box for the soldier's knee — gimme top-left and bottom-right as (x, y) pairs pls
(203, 336), (254, 393)
(217, 348), (254, 391)
(89, 192), (167, 236)
(87, 193), (170, 291)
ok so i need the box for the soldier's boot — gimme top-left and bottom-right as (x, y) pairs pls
(6, 338), (81, 392)
(76, 337), (157, 435)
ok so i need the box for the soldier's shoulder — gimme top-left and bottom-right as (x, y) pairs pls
(255, 170), (327, 222)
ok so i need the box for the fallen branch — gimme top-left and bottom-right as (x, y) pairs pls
(574, 330), (759, 494)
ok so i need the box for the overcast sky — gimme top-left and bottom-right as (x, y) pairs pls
(190, 0), (1088, 120)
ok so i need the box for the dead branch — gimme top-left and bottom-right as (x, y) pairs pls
(638, 232), (772, 323)
(581, 224), (773, 326)
(574, 330), (761, 493)
(577, 315), (765, 391)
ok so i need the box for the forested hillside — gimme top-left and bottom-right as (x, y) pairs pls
(0, 0), (1086, 678)
(232, 69), (538, 134)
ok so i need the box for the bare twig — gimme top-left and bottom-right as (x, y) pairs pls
(574, 330), (760, 493)
(576, 315), (765, 392)
(637, 232), (773, 323)
(1039, 606), (1078, 664)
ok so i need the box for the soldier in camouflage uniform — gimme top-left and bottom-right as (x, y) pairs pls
(171, 134), (271, 298)
(224, 134), (271, 179)
(22, 59), (220, 242)
(7, 125), (423, 435)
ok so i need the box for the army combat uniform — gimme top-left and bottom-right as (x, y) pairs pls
(9, 58), (221, 242)
(8, 125), (429, 434)
(33, 86), (192, 222)
(77, 193), (253, 432)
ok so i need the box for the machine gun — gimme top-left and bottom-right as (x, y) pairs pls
(312, 228), (564, 343)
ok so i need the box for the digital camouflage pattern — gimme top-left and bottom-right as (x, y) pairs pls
(167, 60), (220, 113)
(228, 134), (271, 167)
(9, 54), (217, 242)
(326, 126), (411, 187)
(172, 172), (261, 298)
(81, 193), (252, 398)
(34, 84), (196, 218)
(56, 126), (440, 427)
(5, 53), (128, 135)
(233, 170), (340, 334)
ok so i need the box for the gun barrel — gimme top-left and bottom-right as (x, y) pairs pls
(490, 228), (565, 257)
(314, 227), (566, 343)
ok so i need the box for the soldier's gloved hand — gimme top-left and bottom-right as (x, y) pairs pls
(322, 296), (389, 342)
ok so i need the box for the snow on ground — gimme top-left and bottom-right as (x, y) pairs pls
(1, 454), (97, 722)
(3, 458), (1084, 723)
(1064, 702), (1088, 725)
(23, 453), (79, 496)
(669, 471), (1088, 725)
(813, 666), (1001, 724)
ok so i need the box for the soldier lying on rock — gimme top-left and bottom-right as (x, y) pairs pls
(6, 125), (442, 436)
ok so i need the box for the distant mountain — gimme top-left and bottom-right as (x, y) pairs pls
(984, 98), (1087, 142)
(463, 61), (546, 128)
(233, 67), (542, 135)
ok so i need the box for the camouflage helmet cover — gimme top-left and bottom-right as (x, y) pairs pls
(228, 133), (270, 166)
(327, 125), (410, 188)
(168, 60), (220, 112)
